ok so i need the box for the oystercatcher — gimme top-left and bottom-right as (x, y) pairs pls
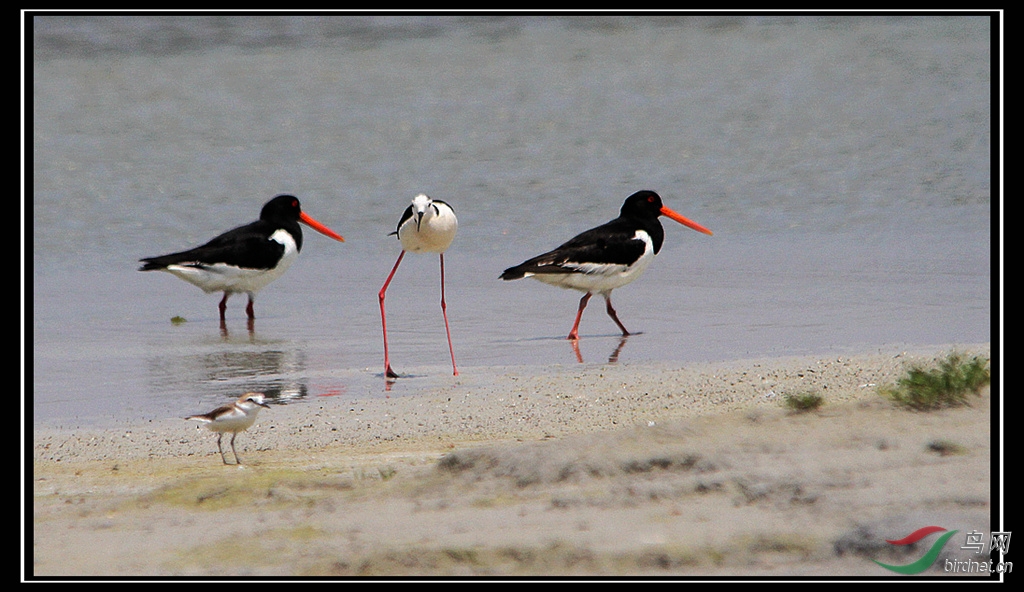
(500, 190), (712, 340)
(379, 194), (459, 379)
(139, 194), (344, 321)
(187, 392), (270, 465)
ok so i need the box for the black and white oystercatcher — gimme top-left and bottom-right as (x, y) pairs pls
(378, 194), (459, 379)
(139, 194), (344, 321)
(500, 190), (712, 340)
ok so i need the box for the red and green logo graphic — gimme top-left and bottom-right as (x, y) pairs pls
(874, 526), (959, 574)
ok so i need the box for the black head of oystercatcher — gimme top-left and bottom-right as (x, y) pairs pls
(139, 194), (344, 322)
(499, 190), (712, 340)
(378, 194), (459, 379)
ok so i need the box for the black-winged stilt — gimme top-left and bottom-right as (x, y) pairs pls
(379, 194), (459, 379)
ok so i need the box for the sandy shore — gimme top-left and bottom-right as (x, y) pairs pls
(31, 343), (996, 579)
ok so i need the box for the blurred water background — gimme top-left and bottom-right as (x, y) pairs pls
(30, 14), (993, 426)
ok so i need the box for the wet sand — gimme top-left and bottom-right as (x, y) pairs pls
(31, 343), (995, 578)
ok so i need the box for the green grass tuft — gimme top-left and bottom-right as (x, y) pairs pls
(782, 391), (824, 413)
(926, 439), (968, 456)
(880, 352), (990, 410)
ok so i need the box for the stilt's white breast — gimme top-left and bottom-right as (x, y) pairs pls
(398, 194), (458, 254)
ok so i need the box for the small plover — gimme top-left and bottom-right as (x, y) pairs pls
(187, 392), (270, 465)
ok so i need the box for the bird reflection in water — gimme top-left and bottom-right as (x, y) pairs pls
(569, 334), (632, 364)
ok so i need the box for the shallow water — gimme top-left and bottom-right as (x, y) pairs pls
(30, 15), (993, 427)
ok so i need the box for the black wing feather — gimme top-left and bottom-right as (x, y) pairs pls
(139, 221), (290, 271)
(500, 218), (647, 280)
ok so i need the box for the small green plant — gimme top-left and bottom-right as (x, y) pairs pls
(782, 391), (824, 413)
(926, 439), (968, 456)
(171, 315), (187, 325)
(880, 352), (990, 410)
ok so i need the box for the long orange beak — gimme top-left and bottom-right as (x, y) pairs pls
(660, 206), (713, 236)
(300, 212), (345, 242)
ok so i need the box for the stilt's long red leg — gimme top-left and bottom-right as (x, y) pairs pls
(379, 251), (406, 379)
(440, 253), (458, 376)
